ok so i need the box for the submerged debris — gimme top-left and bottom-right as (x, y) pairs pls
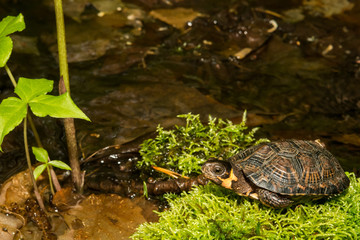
(11, 199), (56, 240)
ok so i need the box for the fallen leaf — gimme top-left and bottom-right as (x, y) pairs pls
(52, 187), (84, 211)
(303, 0), (354, 18)
(91, 0), (124, 15)
(0, 214), (23, 239)
(332, 134), (360, 147)
(0, 169), (33, 206)
(150, 8), (206, 30)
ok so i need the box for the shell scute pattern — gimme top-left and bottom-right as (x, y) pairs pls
(233, 140), (349, 196)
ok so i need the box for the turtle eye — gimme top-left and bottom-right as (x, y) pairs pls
(212, 164), (225, 175)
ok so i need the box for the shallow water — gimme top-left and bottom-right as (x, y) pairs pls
(1, 0), (359, 172)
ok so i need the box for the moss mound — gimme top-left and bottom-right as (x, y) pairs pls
(133, 113), (358, 239)
(132, 172), (359, 239)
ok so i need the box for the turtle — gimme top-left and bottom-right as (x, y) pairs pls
(201, 139), (350, 208)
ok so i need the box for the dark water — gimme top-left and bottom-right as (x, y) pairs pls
(0, 0), (359, 182)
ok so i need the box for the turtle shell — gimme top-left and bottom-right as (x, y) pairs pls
(230, 140), (350, 196)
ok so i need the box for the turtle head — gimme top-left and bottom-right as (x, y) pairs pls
(201, 160), (236, 189)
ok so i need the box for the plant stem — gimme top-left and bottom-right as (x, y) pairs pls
(46, 164), (55, 195)
(50, 168), (62, 192)
(27, 114), (43, 148)
(53, 0), (69, 92)
(24, 112), (47, 213)
(4, 64), (17, 87)
(59, 78), (83, 192)
(54, 0), (83, 192)
(63, 117), (83, 192)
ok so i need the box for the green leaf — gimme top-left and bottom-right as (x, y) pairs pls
(48, 160), (72, 170)
(33, 164), (47, 180)
(0, 14), (25, 68)
(14, 77), (53, 102)
(29, 92), (90, 121)
(0, 14), (25, 38)
(0, 36), (12, 67)
(32, 147), (49, 163)
(0, 97), (27, 151)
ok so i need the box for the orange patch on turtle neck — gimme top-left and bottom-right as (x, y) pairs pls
(218, 168), (238, 189)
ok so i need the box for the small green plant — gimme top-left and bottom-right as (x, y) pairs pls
(138, 112), (268, 175)
(0, 14), (90, 210)
(0, 77), (90, 149)
(132, 172), (360, 239)
(32, 147), (71, 194)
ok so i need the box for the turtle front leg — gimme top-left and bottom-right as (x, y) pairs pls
(257, 189), (293, 208)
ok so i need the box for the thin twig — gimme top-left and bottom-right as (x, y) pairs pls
(82, 144), (121, 163)
(253, 8), (284, 19)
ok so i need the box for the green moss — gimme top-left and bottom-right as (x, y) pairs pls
(138, 112), (268, 176)
(132, 173), (360, 239)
